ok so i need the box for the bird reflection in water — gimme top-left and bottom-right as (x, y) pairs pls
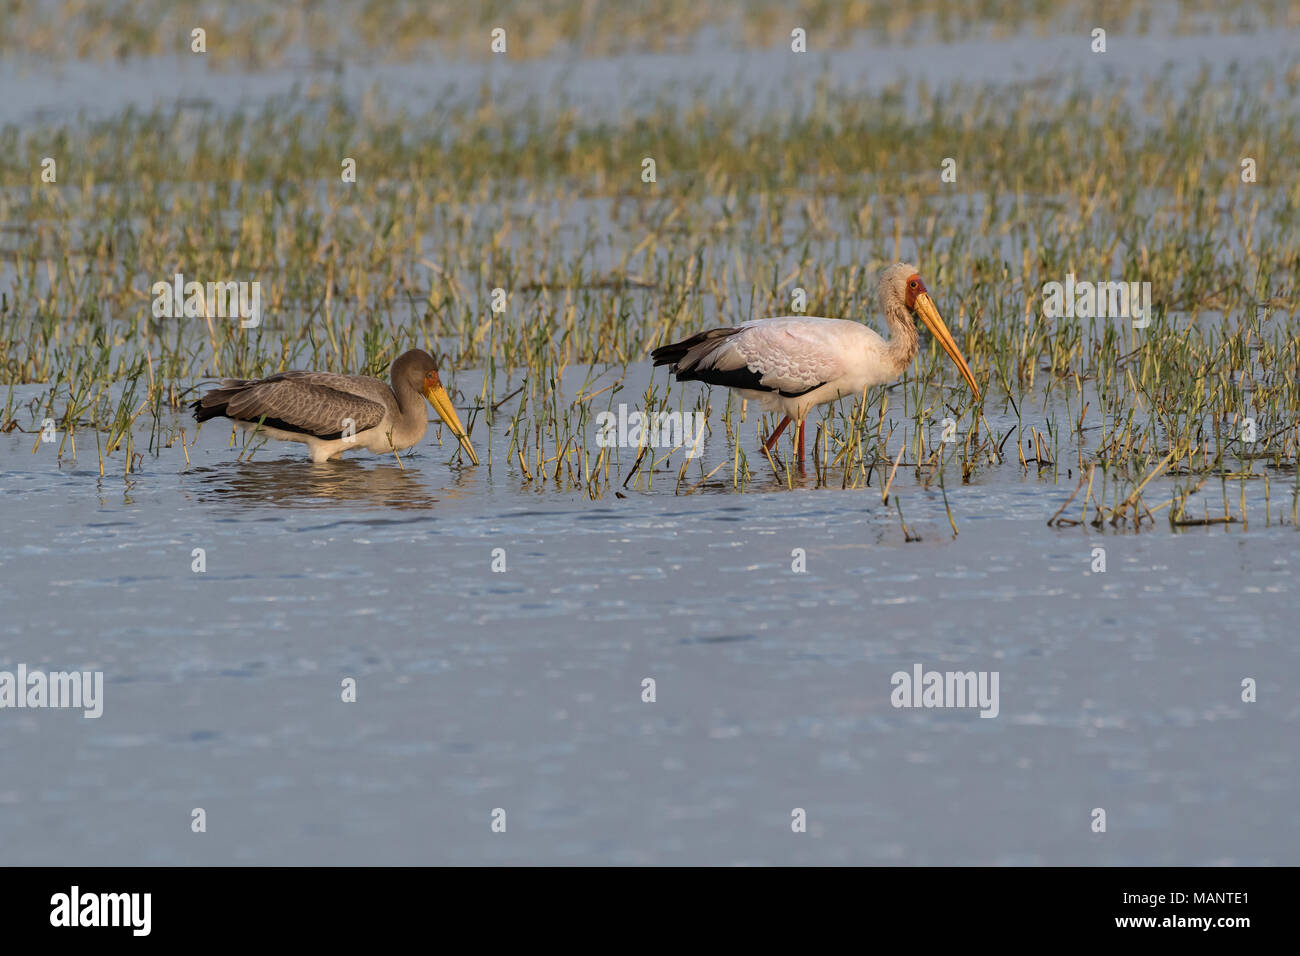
(185, 459), (456, 510)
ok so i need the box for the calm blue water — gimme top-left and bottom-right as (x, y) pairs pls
(2, 16), (1298, 865)
(0, 367), (1295, 864)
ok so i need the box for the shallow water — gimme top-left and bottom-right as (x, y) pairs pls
(3, 7), (1298, 865)
(4, 26), (1299, 127)
(1, 365), (1295, 865)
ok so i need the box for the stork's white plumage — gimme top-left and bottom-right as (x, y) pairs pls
(652, 262), (981, 463)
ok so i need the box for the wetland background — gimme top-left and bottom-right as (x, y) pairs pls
(0, 0), (1297, 864)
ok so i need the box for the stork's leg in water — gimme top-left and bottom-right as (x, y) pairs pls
(796, 420), (805, 465)
(762, 416), (791, 452)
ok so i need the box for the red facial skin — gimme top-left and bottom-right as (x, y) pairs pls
(425, 370), (441, 389)
(904, 274), (927, 311)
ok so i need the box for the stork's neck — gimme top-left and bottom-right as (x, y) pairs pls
(391, 370), (429, 440)
(882, 299), (919, 374)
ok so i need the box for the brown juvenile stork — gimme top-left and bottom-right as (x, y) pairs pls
(192, 349), (478, 464)
(651, 262), (980, 464)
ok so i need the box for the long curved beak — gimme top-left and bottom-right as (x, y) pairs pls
(423, 383), (480, 465)
(914, 292), (981, 401)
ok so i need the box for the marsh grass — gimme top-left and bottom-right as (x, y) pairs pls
(2, 54), (1299, 532)
(7, 1), (1297, 67)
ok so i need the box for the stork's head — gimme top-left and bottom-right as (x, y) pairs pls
(393, 349), (480, 464)
(879, 262), (981, 401)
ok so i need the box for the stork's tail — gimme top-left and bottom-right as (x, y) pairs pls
(651, 328), (741, 371)
(190, 380), (257, 423)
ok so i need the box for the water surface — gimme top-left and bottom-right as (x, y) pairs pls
(1, 370), (1294, 865)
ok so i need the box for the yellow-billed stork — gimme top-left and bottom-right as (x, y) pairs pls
(652, 262), (980, 463)
(192, 349), (479, 464)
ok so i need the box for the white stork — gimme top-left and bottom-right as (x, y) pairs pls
(652, 262), (981, 463)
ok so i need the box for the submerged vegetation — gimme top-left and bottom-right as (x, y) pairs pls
(2, 12), (1299, 534)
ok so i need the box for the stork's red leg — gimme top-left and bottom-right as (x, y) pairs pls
(763, 416), (792, 452)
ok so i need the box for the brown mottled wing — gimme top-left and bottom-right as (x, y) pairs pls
(216, 373), (389, 440)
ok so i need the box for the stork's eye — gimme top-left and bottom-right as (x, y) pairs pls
(909, 280), (919, 289)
